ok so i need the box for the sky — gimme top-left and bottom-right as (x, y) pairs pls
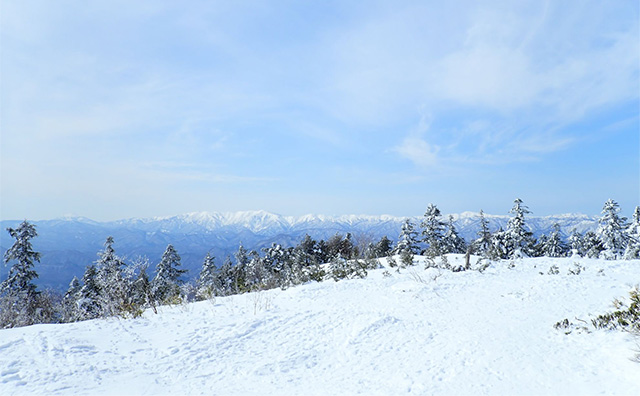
(1, 0), (639, 221)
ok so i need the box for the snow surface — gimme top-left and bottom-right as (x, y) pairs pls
(1, 256), (639, 395)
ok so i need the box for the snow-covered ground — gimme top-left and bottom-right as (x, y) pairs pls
(1, 256), (639, 395)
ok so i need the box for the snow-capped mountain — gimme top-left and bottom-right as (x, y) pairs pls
(0, 210), (598, 291)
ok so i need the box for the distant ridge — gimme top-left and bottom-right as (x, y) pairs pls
(1, 210), (598, 291)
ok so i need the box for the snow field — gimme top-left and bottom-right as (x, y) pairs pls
(1, 255), (639, 395)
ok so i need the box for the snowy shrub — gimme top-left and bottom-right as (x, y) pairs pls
(547, 265), (560, 275)
(472, 259), (491, 273)
(399, 250), (414, 268)
(567, 263), (584, 275)
(592, 286), (640, 332)
(329, 257), (367, 281)
(553, 318), (590, 335)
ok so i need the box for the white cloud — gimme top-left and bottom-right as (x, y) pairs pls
(393, 115), (440, 168)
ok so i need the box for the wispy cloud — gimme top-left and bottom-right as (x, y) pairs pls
(393, 115), (440, 168)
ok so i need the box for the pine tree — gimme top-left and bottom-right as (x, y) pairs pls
(540, 223), (568, 257)
(292, 236), (324, 283)
(568, 228), (584, 257)
(1, 221), (42, 328)
(583, 231), (604, 258)
(152, 244), (187, 303)
(373, 236), (394, 257)
(394, 218), (421, 255)
(624, 206), (640, 259)
(61, 276), (81, 322)
(473, 210), (493, 257)
(229, 243), (250, 294)
(421, 204), (446, 256)
(132, 264), (154, 313)
(505, 198), (536, 258)
(76, 264), (102, 320)
(244, 250), (268, 291)
(95, 236), (128, 316)
(597, 199), (629, 259)
(490, 228), (509, 260)
(196, 252), (217, 300)
(442, 215), (467, 254)
(216, 256), (234, 296)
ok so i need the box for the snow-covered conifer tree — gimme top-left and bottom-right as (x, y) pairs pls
(624, 206), (640, 259)
(76, 264), (102, 320)
(490, 228), (509, 260)
(61, 276), (81, 322)
(583, 231), (604, 258)
(473, 210), (493, 257)
(196, 252), (217, 300)
(216, 256), (234, 296)
(95, 236), (129, 316)
(132, 264), (154, 312)
(394, 218), (420, 256)
(230, 243), (250, 294)
(568, 229), (584, 257)
(373, 236), (394, 257)
(292, 236), (324, 283)
(245, 250), (269, 291)
(540, 224), (568, 257)
(505, 198), (536, 258)
(421, 204), (446, 256)
(152, 244), (187, 303)
(597, 199), (629, 260)
(442, 215), (467, 254)
(0, 221), (42, 328)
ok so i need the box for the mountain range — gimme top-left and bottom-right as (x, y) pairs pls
(0, 210), (598, 291)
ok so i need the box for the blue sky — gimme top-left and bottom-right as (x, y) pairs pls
(1, 0), (638, 221)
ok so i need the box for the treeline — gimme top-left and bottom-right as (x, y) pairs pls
(1, 198), (638, 328)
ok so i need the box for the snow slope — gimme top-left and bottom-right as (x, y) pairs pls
(1, 256), (639, 395)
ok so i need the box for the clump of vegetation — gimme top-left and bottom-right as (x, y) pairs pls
(591, 286), (640, 332)
(567, 263), (584, 275)
(547, 265), (560, 275)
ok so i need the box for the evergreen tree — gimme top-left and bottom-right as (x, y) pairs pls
(568, 228), (584, 257)
(1, 221), (42, 328)
(597, 199), (629, 259)
(76, 264), (102, 320)
(152, 244), (187, 303)
(373, 236), (394, 258)
(216, 256), (234, 296)
(292, 236), (325, 283)
(95, 236), (128, 316)
(540, 223), (568, 257)
(230, 243), (249, 294)
(442, 215), (467, 254)
(583, 231), (604, 258)
(132, 264), (154, 313)
(473, 210), (493, 257)
(394, 218), (421, 255)
(505, 198), (536, 258)
(421, 204), (446, 256)
(490, 228), (509, 260)
(625, 206), (640, 259)
(196, 252), (217, 300)
(244, 250), (269, 291)
(61, 276), (81, 323)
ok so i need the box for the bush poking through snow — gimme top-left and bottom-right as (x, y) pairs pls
(547, 265), (560, 275)
(592, 286), (640, 332)
(567, 263), (584, 275)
